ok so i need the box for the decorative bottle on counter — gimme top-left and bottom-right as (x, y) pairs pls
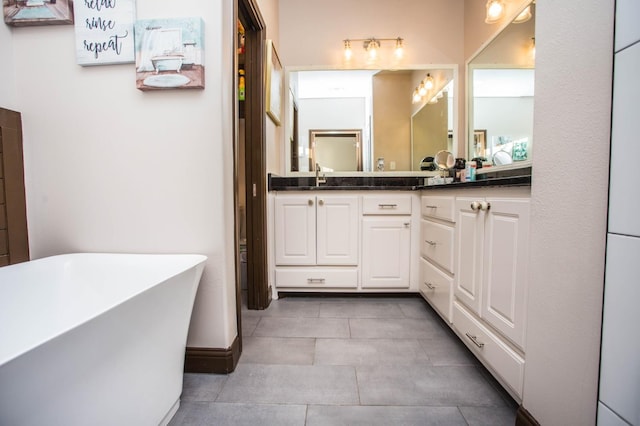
(238, 69), (245, 101)
(465, 161), (476, 182)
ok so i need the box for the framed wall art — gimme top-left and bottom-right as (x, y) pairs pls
(4, 0), (74, 27)
(74, 0), (136, 66)
(265, 39), (282, 126)
(134, 17), (205, 91)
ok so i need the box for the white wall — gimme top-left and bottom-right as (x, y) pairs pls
(474, 96), (533, 158)
(0, 19), (16, 109)
(7, 0), (238, 350)
(298, 97), (367, 170)
(256, 0), (283, 174)
(524, 1), (614, 424)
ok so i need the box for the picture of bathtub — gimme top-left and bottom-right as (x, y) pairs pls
(3, 0), (73, 26)
(0, 253), (207, 425)
(135, 18), (205, 90)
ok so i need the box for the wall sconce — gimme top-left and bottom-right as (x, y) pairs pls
(485, 0), (505, 24)
(343, 37), (404, 61)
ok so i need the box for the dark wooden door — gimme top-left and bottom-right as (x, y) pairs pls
(0, 108), (29, 266)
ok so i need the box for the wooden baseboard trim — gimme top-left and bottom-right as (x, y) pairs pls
(184, 336), (241, 374)
(516, 405), (540, 426)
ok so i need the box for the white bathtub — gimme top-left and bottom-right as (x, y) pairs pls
(0, 253), (206, 426)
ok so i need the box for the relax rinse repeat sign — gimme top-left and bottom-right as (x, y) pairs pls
(75, 0), (136, 66)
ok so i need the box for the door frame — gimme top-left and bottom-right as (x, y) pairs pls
(236, 0), (270, 323)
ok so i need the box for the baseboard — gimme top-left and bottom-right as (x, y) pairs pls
(516, 405), (540, 426)
(184, 336), (241, 374)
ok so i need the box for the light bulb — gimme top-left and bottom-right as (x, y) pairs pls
(485, 0), (505, 24)
(394, 38), (404, 59)
(424, 74), (434, 90)
(418, 82), (427, 97)
(514, 6), (532, 23)
(367, 40), (378, 60)
(344, 40), (352, 60)
(412, 90), (422, 104)
(531, 37), (536, 60)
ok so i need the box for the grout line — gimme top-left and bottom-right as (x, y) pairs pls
(456, 406), (472, 425)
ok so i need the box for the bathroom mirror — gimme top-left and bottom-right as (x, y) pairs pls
(286, 67), (456, 173)
(467, 1), (535, 164)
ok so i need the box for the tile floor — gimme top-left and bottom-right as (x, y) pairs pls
(169, 295), (517, 426)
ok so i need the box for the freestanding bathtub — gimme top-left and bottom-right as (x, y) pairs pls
(0, 253), (206, 426)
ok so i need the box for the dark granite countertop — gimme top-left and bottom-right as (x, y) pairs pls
(269, 168), (531, 192)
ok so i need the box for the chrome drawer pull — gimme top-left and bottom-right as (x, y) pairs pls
(425, 282), (437, 290)
(378, 204), (398, 208)
(425, 240), (437, 246)
(465, 333), (485, 349)
(307, 278), (326, 283)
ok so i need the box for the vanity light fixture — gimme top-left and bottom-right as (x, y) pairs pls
(394, 38), (404, 59)
(424, 73), (434, 90)
(412, 89), (422, 104)
(485, 0), (505, 24)
(513, 5), (532, 23)
(343, 40), (353, 60)
(412, 72), (438, 104)
(530, 37), (536, 59)
(418, 82), (427, 97)
(366, 39), (380, 60)
(342, 37), (404, 61)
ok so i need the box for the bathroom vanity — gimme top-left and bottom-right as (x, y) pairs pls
(268, 170), (531, 401)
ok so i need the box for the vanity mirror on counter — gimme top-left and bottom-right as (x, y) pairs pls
(467, 1), (535, 168)
(284, 67), (457, 174)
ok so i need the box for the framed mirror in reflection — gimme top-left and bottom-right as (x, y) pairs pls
(286, 67), (456, 174)
(467, 1), (535, 165)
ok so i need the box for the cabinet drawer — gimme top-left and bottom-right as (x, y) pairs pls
(275, 268), (358, 288)
(362, 194), (412, 215)
(421, 195), (455, 222)
(453, 301), (524, 399)
(420, 219), (454, 273)
(419, 257), (453, 322)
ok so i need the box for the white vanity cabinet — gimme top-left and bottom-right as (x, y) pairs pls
(452, 189), (530, 399)
(361, 194), (413, 289)
(274, 193), (359, 289)
(419, 194), (455, 322)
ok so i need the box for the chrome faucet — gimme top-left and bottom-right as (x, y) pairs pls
(315, 163), (327, 186)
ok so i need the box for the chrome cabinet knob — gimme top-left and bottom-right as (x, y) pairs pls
(470, 201), (481, 211)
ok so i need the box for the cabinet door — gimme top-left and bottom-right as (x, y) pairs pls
(316, 195), (359, 265)
(454, 197), (484, 315)
(274, 195), (316, 265)
(362, 217), (411, 288)
(481, 198), (530, 349)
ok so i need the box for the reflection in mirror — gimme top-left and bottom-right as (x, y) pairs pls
(288, 67), (456, 173)
(411, 79), (454, 171)
(310, 130), (362, 172)
(468, 1), (535, 164)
